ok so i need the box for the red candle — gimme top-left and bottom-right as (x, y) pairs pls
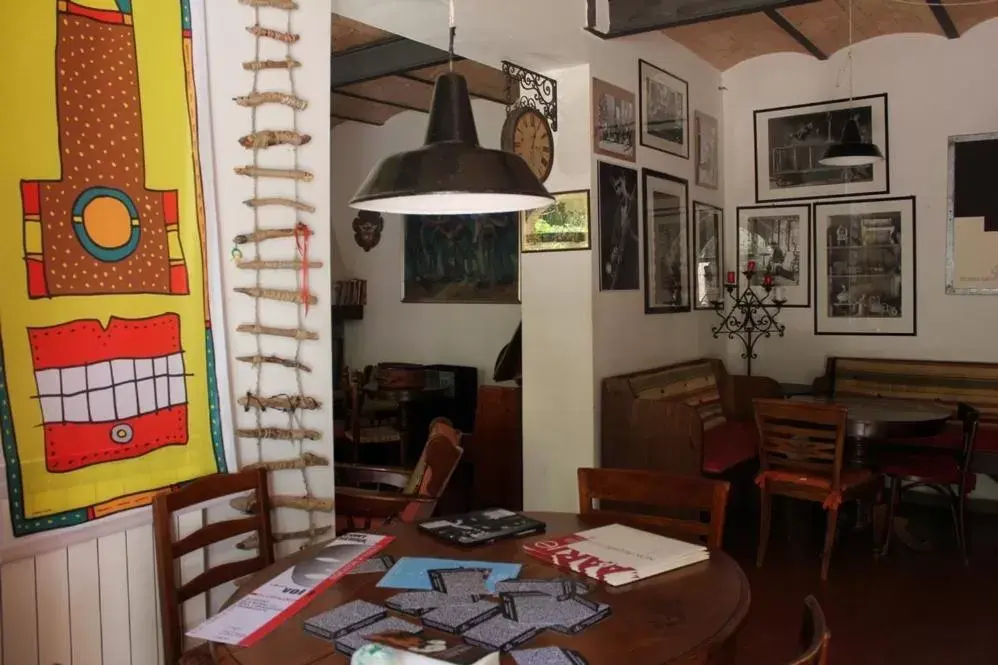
(763, 274), (774, 286)
(746, 260), (756, 272)
(726, 271), (736, 284)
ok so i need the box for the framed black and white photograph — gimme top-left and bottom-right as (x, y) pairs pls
(693, 201), (722, 309)
(642, 169), (690, 313)
(639, 60), (689, 159)
(695, 111), (719, 188)
(814, 196), (916, 336)
(598, 161), (640, 291)
(737, 204), (810, 307)
(593, 77), (636, 163)
(946, 132), (998, 294)
(754, 93), (889, 202)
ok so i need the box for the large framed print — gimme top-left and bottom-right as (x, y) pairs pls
(736, 204), (810, 307)
(593, 78), (636, 163)
(693, 201), (722, 309)
(642, 169), (690, 313)
(520, 189), (591, 253)
(814, 197), (916, 336)
(946, 132), (998, 294)
(754, 93), (889, 202)
(639, 60), (689, 159)
(598, 161), (640, 291)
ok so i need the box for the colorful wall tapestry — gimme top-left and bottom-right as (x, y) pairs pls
(0, 0), (228, 536)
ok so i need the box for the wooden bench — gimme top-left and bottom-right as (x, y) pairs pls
(813, 356), (998, 475)
(602, 358), (781, 477)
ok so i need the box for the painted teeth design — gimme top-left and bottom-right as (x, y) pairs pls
(34, 352), (188, 424)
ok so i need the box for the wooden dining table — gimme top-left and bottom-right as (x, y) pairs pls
(212, 512), (751, 665)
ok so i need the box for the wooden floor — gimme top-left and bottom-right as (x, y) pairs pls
(728, 503), (998, 665)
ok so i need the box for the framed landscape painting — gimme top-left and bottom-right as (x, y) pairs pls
(642, 168), (690, 313)
(693, 201), (722, 309)
(403, 213), (520, 304)
(814, 197), (916, 336)
(736, 204), (811, 307)
(754, 93), (889, 202)
(639, 60), (689, 159)
(592, 77), (636, 163)
(520, 190), (591, 253)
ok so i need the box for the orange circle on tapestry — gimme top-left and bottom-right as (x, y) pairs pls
(82, 196), (132, 249)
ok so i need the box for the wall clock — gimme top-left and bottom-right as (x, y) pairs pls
(501, 107), (554, 184)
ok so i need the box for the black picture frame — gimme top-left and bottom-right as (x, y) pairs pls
(642, 168), (691, 313)
(736, 203), (811, 308)
(753, 93), (890, 203)
(597, 161), (640, 291)
(692, 201), (723, 310)
(813, 196), (917, 336)
(638, 59), (690, 159)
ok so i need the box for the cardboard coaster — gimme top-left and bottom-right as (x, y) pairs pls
(500, 592), (570, 627)
(427, 568), (491, 596)
(462, 616), (543, 652)
(512, 647), (589, 665)
(420, 599), (501, 634)
(386, 591), (484, 617)
(303, 600), (388, 641)
(495, 579), (590, 600)
(547, 597), (611, 635)
(348, 555), (398, 575)
(333, 617), (423, 655)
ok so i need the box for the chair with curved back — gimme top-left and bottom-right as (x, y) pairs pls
(793, 595), (830, 665)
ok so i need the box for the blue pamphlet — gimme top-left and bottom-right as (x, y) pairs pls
(376, 557), (521, 592)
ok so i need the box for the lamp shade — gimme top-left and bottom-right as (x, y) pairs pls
(819, 117), (883, 167)
(349, 72), (554, 215)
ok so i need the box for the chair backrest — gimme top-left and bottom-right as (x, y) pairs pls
(153, 469), (275, 665)
(793, 595), (830, 665)
(576, 468), (730, 550)
(399, 418), (463, 521)
(754, 399), (848, 492)
(957, 402), (981, 469)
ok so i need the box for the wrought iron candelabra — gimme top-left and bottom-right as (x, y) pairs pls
(710, 268), (786, 376)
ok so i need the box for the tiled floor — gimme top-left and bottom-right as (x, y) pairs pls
(728, 502), (998, 664)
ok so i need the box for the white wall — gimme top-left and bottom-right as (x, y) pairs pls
(722, 23), (998, 383)
(330, 102), (521, 383)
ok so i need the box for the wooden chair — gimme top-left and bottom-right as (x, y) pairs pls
(153, 469), (275, 665)
(344, 369), (404, 463)
(335, 418), (463, 532)
(753, 398), (882, 581)
(576, 468), (730, 549)
(793, 596), (831, 665)
(879, 402), (980, 564)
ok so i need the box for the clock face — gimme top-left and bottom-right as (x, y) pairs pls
(503, 108), (554, 183)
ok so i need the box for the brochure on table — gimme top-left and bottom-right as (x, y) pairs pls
(187, 532), (393, 647)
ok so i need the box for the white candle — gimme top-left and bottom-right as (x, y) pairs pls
(773, 286), (786, 301)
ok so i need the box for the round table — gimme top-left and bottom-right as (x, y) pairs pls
(212, 512), (751, 665)
(792, 396), (951, 441)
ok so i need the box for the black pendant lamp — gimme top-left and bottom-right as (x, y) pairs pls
(349, 3), (553, 215)
(819, 0), (883, 168)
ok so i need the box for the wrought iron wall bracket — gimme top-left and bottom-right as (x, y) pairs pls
(710, 270), (786, 376)
(502, 61), (558, 132)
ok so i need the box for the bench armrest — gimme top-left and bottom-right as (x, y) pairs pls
(627, 399), (704, 477)
(724, 374), (782, 421)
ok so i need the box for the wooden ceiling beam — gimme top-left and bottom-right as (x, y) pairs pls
(765, 8), (827, 59)
(398, 71), (511, 107)
(334, 89), (428, 114)
(587, 0), (821, 38)
(331, 112), (383, 127)
(927, 0), (959, 38)
(330, 37), (458, 89)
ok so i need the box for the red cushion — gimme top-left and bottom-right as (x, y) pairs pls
(975, 426), (998, 452)
(897, 424), (964, 450)
(880, 453), (975, 491)
(702, 421), (758, 474)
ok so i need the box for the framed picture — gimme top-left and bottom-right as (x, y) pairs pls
(642, 168), (690, 313)
(946, 132), (998, 294)
(520, 190), (591, 253)
(736, 204), (811, 307)
(403, 213), (520, 304)
(814, 196), (916, 336)
(695, 111), (719, 188)
(693, 201), (723, 309)
(592, 77), (636, 163)
(639, 60), (689, 159)
(598, 161), (640, 291)
(754, 93), (889, 202)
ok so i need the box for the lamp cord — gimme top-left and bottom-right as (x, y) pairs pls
(847, 0), (854, 103)
(449, 0), (455, 71)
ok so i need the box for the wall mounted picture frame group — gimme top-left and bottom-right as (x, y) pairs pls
(946, 132), (998, 295)
(754, 93), (889, 203)
(642, 169), (690, 313)
(692, 201), (723, 309)
(639, 60), (689, 159)
(736, 204), (811, 307)
(814, 196), (916, 336)
(520, 189), (592, 253)
(593, 78), (636, 163)
(598, 161), (640, 291)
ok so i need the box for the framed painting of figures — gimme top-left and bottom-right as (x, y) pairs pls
(403, 214), (520, 304)
(598, 161), (639, 291)
(814, 197), (916, 336)
(737, 204), (811, 307)
(754, 94), (889, 202)
(642, 169), (690, 313)
(639, 60), (689, 159)
(592, 78), (636, 163)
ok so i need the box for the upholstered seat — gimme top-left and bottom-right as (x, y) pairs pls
(702, 421), (759, 474)
(879, 453), (974, 491)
